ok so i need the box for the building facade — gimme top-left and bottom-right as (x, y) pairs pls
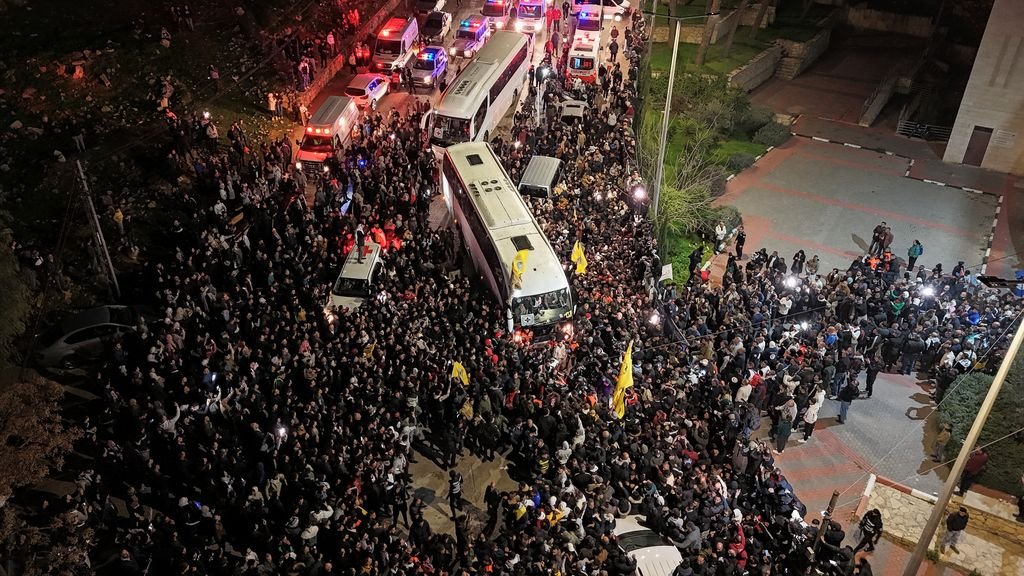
(944, 0), (1024, 175)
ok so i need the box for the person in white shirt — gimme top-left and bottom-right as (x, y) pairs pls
(799, 387), (826, 443)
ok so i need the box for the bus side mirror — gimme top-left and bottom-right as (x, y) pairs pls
(420, 109), (434, 132)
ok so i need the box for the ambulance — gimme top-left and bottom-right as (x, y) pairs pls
(566, 39), (600, 84)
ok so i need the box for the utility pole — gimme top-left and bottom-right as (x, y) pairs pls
(811, 490), (840, 561)
(902, 289), (1024, 575)
(75, 160), (120, 299)
(652, 18), (681, 224)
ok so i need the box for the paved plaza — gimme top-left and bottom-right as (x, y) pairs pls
(717, 136), (1000, 275)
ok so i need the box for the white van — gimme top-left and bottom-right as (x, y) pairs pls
(326, 242), (385, 312)
(373, 17), (420, 72)
(519, 155), (563, 198)
(295, 96), (360, 175)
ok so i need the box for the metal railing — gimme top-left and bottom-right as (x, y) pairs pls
(896, 120), (952, 142)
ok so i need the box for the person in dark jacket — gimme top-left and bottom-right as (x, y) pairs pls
(940, 507), (969, 553)
(837, 380), (859, 424)
(853, 508), (882, 553)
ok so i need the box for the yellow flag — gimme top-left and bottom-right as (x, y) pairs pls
(510, 249), (529, 290)
(571, 241), (588, 275)
(451, 361), (469, 386)
(363, 343), (375, 358)
(612, 341), (634, 419)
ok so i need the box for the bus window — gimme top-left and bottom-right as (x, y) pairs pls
(513, 288), (572, 325)
(472, 101), (488, 137)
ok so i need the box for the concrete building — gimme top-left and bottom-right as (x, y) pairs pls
(943, 0), (1024, 175)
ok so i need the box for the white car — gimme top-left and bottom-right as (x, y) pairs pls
(35, 306), (143, 367)
(613, 516), (684, 576)
(574, 0), (629, 20)
(345, 73), (390, 110)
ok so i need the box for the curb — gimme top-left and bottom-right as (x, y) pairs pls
(874, 475), (939, 503)
(854, 473), (877, 520)
(981, 194), (1004, 274)
(726, 145), (775, 182)
(788, 131), (1002, 198)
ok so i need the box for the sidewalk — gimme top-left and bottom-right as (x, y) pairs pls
(867, 479), (1024, 575)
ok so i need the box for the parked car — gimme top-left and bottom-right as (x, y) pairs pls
(410, 46), (449, 89)
(415, 0), (446, 15)
(35, 306), (143, 367)
(421, 10), (453, 43)
(613, 516), (684, 576)
(345, 73), (391, 110)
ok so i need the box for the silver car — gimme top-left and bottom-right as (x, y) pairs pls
(35, 306), (142, 367)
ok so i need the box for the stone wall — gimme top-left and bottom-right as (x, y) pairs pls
(651, 7), (753, 44)
(842, 5), (935, 37)
(774, 28), (831, 80)
(296, 0), (403, 108)
(652, 16), (735, 44)
(867, 478), (1024, 576)
(737, 3), (776, 28)
(727, 45), (782, 91)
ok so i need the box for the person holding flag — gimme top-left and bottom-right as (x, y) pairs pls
(571, 240), (588, 275)
(510, 249), (529, 291)
(612, 341), (634, 418)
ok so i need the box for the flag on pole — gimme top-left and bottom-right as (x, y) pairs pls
(570, 240), (587, 275)
(612, 340), (634, 419)
(510, 249), (529, 290)
(451, 361), (469, 386)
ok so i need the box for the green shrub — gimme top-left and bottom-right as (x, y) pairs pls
(735, 107), (774, 138)
(752, 122), (792, 147)
(726, 153), (756, 171)
(937, 353), (1024, 495)
(702, 165), (729, 198)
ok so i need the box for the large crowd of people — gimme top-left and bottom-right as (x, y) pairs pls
(17, 7), (1023, 576)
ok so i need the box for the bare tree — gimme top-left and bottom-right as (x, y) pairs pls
(748, 0), (771, 40)
(655, 119), (722, 242)
(694, 0), (723, 66)
(723, 0), (751, 57)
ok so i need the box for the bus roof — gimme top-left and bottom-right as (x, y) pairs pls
(436, 31), (528, 119)
(445, 142), (568, 296)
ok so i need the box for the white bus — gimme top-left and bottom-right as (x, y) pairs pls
(428, 31), (530, 153)
(441, 142), (574, 336)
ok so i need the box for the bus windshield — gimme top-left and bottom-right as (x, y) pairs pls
(518, 4), (542, 18)
(430, 115), (473, 146)
(376, 39), (403, 55)
(513, 288), (572, 326)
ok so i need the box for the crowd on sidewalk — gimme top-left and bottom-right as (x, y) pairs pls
(16, 7), (1024, 576)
